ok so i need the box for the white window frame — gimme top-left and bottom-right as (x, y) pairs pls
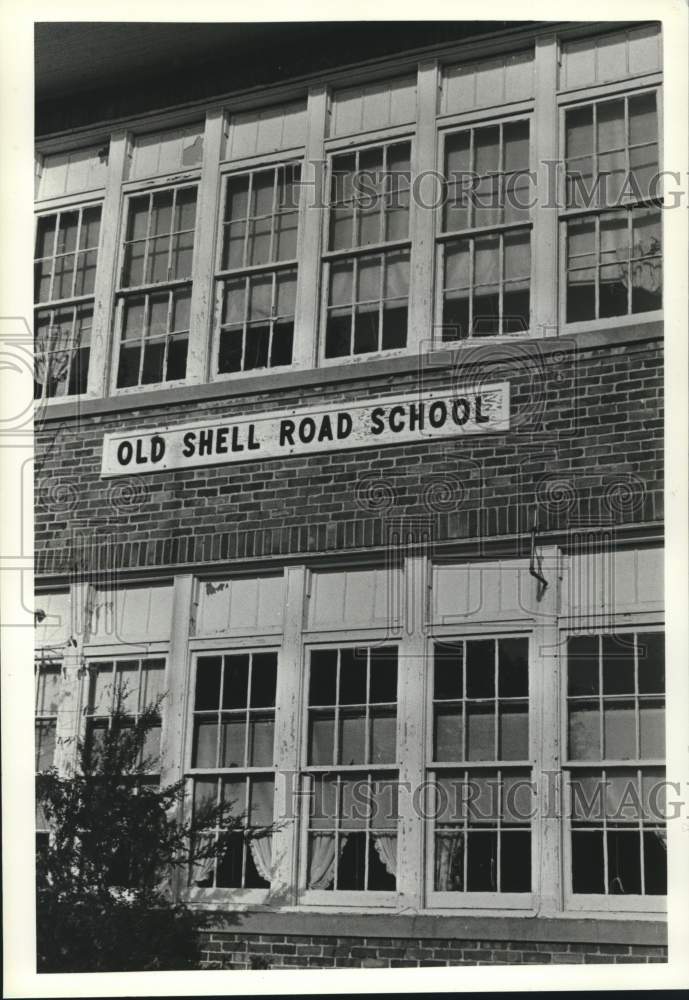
(110, 174), (202, 395)
(211, 147), (306, 383)
(318, 128), (415, 369)
(433, 106), (535, 346)
(297, 635), (401, 909)
(560, 624), (667, 915)
(557, 77), (663, 335)
(424, 627), (536, 913)
(183, 640), (281, 906)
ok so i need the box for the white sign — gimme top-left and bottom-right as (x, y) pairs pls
(100, 383), (510, 477)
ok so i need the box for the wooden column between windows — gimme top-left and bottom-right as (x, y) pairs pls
(161, 574), (195, 903)
(54, 582), (89, 776)
(271, 565), (307, 903)
(408, 60), (439, 356)
(186, 110), (225, 383)
(396, 553), (429, 911)
(87, 130), (129, 398)
(531, 545), (562, 915)
(292, 85), (328, 369)
(160, 574), (194, 789)
(532, 34), (559, 338)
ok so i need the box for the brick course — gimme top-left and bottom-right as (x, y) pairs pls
(35, 340), (663, 579)
(197, 931), (667, 970)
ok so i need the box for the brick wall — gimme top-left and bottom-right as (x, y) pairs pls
(198, 931), (667, 969)
(35, 336), (663, 578)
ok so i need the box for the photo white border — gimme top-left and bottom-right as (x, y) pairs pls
(1, 0), (687, 995)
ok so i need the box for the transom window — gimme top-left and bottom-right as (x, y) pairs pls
(566, 631), (666, 896)
(115, 185), (197, 387)
(190, 651), (278, 890)
(34, 205), (101, 398)
(305, 646), (399, 891)
(430, 637), (532, 894)
(216, 163), (301, 374)
(323, 142), (411, 359)
(439, 119), (531, 339)
(563, 90), (661, 323)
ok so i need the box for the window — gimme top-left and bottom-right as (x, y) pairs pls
(563, 90), (661, 322)
(34, 205), (101, 398)
(35, 661), (61, 772)
(189, 651), (278, 889)
(85, 657), (166, 770)
(565, 632), (666, 897)
(430, 637), (532, 894)
(304, 646), (398, 891)
(115, 185), (197, 387)
(323, 142), (411, 359)
(216, 164), (300, 374)
(438, 120), (531, 339)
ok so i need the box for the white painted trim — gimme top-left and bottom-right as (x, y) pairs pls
(532, 35), (560, 340)
(408, 61), (439, 357)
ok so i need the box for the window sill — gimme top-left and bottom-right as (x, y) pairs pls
(35, 317), (663, 424)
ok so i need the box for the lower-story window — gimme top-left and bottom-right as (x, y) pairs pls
(430, 636), (532, 897)
(303, 645), (399, 891)
(565, 631), (666, 899)
(189, 649), (278, 890)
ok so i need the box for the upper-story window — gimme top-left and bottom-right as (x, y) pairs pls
(563, 90), (661, 323)
(34, 204), (101, 398)
(35, 661), (61, 772)
(215, 163), (300, 375)
(323, 141), (411, 360)
(438, 119), (531, 340)
(115, 185), (198, 388)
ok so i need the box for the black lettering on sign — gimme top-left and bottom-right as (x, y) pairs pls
(230, 426), (244, 452)
(280, 419), (295, 446)
(215, 427), (229, 454)
(452, 399), (470, 425)
(475, 395), (490, 423)
(248, 424), (260, 450)
(150, 435), (166, 463)
(318, 414), (334, 442)
(135, 440), (148, 465)
(182, 431), (196, 456)
(389, 405), (405, 432)
(337, 412), (352, 439)
(369, 407), (385, 435)
(198, 429), (213, 456)
(117, 441), (133, 466)
(428, 401), (447, 429)
(299, 417), (316, 443)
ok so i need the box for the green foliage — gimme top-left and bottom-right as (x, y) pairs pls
(36, 696), (244, 972)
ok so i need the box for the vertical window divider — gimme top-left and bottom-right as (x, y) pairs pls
(292, 84), (328, 369)
(271, 565), (308, 902)
(408, 59), (438, 354)
(532, 34), (559, 337)
(89, 129), (129, 397)
(186, 108), (225, 384)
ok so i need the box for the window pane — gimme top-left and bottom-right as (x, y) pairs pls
(309, 649), (338, 705)
(566, 105), (593, 159)
(607, 828), (641, 894)
(220, 717), (246, 768)
(36, 720), (57, 771)
(249, 776), (274, 827)
(250, 652), (277, 708)
(339, 711), (366, 765)
(150, 189), (173, 236)
(249, 716), (275, 766)
(311, 776), (337, 829)
(639, 701), (665, 758)
(500, 830), (531, 892)
(643, 831), (667, 894)
(466, 830), (498, 891)
(569, 701), (600, 759)
(466, 703), (495, 760)
(309, 711), (335, 765)
(597, 100), (625, 153)
(498, 638), (528, 697)
(195, 656), (221, 710)
(370, 709), (396, 763)
(434, 642), (463, 700)
(567, 636), (599, 695)
(572, 829), (604, 893)
(223, 654), (249, 709)
(339, 648), (367, 704)
(602, 635), (635, 694)
(499, 702), (528, 759)
(603, 702), (636, 759)
(192, 719), (218, 768)
(466, 640), (495, 698)
(434, 707), (463, 761)
(638, 633), (664, 693)
(369, 647), (397, 703)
